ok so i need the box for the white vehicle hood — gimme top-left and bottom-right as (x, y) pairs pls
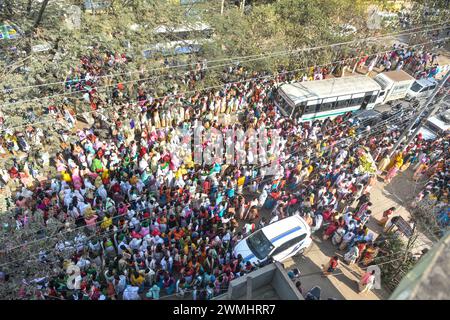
(233, 239), (256, 262)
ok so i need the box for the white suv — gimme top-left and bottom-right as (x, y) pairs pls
(233, 214), (312, 265)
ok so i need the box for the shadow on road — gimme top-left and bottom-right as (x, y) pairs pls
(383, 169), (425, 206)
(333, 273), (359, 294)
(293, 255), (346, 300)
(366, 215), (384, 236)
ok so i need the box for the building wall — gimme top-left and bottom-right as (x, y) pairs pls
(272, 262), (304, 300)
(226, 263), (275, 299)
(214, 262), (303, 300)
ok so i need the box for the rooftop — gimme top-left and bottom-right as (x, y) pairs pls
(279, 76), (381, 105)
(379, 70), (415, 82)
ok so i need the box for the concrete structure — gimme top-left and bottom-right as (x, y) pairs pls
(214, 262), (303, 300)
(390, 231), (450, 300)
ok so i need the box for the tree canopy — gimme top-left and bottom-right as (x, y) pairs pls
(0, 0), (448, 116)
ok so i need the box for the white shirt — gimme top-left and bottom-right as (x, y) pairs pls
(130, 238), (142, 250)
(123, 285), (140, 300)
(97, 185), (107, 201)
(77, 202), (89, 215)
(117, 241), (130, 255)
(139, 158), (148, 172)
(222, 232), (231, 243)
(76, 257), (91, 270)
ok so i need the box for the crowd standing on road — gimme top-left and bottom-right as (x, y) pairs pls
(0, 43), (448, 300)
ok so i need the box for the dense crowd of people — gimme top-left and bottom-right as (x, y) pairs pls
(0, 42), (448, 300)
(375, 43), (445, 79)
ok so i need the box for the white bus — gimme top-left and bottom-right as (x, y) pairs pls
(143, 22), (213, 58)
(276, 76), (382, 122)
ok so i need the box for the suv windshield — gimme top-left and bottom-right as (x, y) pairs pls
(410, 82), (423, 92)
(246, 230), (274, 260)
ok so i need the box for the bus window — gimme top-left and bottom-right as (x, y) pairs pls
(305, 104), (318, 114)
(275, 91), (294, 116)
(336, 99), (349, 109)
(350, 97), (364, 107)
(319, 102), (335, 112)
(369, 95), (377, 103)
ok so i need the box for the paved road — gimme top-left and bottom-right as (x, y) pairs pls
(277, 167), (434, 300)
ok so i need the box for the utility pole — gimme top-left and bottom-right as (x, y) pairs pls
(241, 0), (245, 14)
(389, 70), (450, 158)
(221, 0), (225, 15)
(26, 0), (33, 15)
(31, 0), (49, 31)
(406, 87), (448, 145)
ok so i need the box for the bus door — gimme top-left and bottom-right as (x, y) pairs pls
(291, 102), (306, 120)
(361, 92), (373, 110)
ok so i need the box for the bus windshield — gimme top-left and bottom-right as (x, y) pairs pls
(246, 230), (274, 260)
(275, 90), (295, 116)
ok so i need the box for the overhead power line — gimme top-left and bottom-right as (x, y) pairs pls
(1, 36), (448, 133)
(1, 22), (448, 95)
